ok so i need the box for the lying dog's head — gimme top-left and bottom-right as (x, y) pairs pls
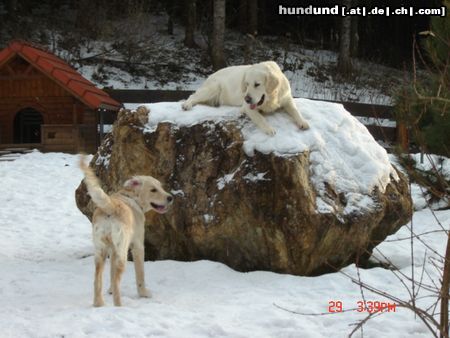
(123, 176), (173, 214)
(241, 64), (280, 110)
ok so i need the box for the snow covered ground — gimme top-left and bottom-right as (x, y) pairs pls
(0, 150), (448, 337)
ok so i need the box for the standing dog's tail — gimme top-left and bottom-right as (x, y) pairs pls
(79, 155), (115, 214)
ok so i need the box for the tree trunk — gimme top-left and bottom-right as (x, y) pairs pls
(166, 0), (174, 35)
(211, 0), (226, 70)
(440, 230), (450, 338)
(337, 0), (353, 75)
(7, 0), (17, 13)
(239, 0), (248, 34)
(350, 0), (359, 57)
(239, 0), (258, 36)
(184, 0), (197, 48)
(350, 15), (359, 57)
(247, 0), (258, 36)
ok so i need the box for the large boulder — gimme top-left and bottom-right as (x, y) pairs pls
(75, 99), (412, 276)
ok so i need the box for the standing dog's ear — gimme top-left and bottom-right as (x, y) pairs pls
(265, 71), (280, 95)
(124, 177), (142, 190)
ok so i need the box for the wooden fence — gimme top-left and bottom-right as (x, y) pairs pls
(106, 89), (406, 151)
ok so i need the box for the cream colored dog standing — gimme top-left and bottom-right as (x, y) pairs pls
(80, 157), (173, 307)
(182, 61), (309, 135)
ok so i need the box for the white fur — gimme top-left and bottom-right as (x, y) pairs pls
(182, 61), (309, 135)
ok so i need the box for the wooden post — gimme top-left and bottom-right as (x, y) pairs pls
(72, 124), (79, 153)
(40, 124), (44, 151)
(99, 109), (104, 143)
(397, 121), (409, 152)
(72, 102), (79, 152)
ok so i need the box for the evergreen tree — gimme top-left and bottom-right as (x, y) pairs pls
(395, 1), (450, 155)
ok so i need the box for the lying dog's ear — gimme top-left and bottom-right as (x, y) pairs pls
(241, 75), (248, 93)
(265, 71), (280, 95)
(124, 177), (142, 190)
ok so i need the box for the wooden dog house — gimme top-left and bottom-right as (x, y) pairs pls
(0, 40), (121, 153)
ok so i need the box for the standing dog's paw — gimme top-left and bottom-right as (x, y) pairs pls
(182, 101), (193, 111)
(138, 287), (152, 298)
(93, 299), (105, 307)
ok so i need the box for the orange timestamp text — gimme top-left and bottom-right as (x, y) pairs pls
(328, 300), (397, 313)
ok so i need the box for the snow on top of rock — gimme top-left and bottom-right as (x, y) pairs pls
(125, 98), (398, 215)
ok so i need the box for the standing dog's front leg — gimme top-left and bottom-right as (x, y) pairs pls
(284, 99), (310, 130)
(131, 244), (151, 298)
(241, 106), (276, 136)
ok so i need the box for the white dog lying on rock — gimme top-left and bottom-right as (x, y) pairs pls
(182, 61), (309, 135)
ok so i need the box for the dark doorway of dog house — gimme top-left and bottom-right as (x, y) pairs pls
(13, 108), (43, 144)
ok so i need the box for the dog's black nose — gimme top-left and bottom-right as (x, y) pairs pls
(244, 95), (252, 104)
(167, 195), (173, 203)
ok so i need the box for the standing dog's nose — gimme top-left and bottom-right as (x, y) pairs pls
(244, 95), (252, 104)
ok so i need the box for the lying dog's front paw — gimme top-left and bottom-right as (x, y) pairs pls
(265, 127), (276, 136)
(297, 121), (310, 130)
(182, 101), (193, 111)
(138, 287), (152, 298)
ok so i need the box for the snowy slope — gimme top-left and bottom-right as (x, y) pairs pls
(52, 14), (398, 105)
(127, 98), (398, 215)
(0, 151), (448, 338)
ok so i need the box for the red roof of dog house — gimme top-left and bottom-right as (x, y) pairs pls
(0, 40), (121, 111)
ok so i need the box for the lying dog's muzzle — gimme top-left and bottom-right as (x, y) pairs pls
(249, 94), (265, 110)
